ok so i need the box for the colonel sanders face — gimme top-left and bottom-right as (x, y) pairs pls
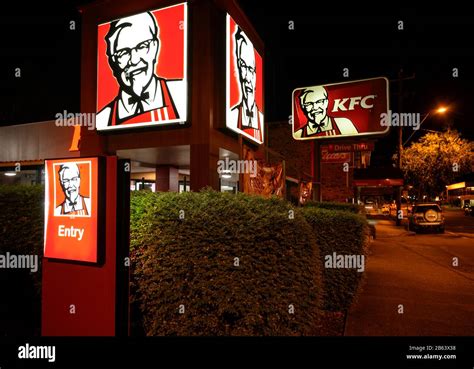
(107, 12), (159, 97)
(300, 87), (329, 125)
(59, 164), (81, 204)
(236, 33), (256, 110)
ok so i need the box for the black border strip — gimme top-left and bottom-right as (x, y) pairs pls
(115, 159), (131, 336)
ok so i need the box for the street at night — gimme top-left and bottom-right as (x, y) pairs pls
(346, 210), (474, 336)
(444, 208), (474, 235)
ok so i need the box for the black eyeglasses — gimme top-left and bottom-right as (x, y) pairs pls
(238, 58), (256, 77)
(60, 176), (80, 186)
(303, 99), (326, 110)
(113, 38), (157, 65)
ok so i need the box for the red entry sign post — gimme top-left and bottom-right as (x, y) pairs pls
(42, 156), (130, 336)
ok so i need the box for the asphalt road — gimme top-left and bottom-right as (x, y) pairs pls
(444, 208), (474, 235)
(345, 209), (474, 336)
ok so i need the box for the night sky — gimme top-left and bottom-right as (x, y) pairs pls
(1, 1), (473, 164)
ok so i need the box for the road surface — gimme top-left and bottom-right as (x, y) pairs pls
(345, 209), (474, 336)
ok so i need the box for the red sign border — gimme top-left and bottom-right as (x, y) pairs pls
(291, 76), (390, 141)
(95, 3), (189, 132)
(43, 156), (106, 265)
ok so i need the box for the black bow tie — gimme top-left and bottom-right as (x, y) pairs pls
(68, 200), (77, 207)
(245, 109), (254, 118)
(128, 92), (150, 106)
(310, 122), (326, 133)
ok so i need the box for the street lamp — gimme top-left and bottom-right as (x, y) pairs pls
(403, 106), (448, 147)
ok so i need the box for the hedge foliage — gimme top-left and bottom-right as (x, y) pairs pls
(304, 201), (362, 214)
(0, 185), (44, 336)
(130, 189), (323, 336)
(300, 207), (369, 311)
(0, 185), (370, 336)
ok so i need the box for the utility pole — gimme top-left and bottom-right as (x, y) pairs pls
(397, 69), (403, 168)
(396, 69), (403, 226)
(313, 141), (321, 201)
(392, 69), (415, 226)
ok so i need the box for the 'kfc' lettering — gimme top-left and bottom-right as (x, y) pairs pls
(58, 225), (85, 241)
(332, 95), (376, 112)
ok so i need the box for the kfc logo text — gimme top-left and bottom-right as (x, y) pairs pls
(332, 95), (376, 112)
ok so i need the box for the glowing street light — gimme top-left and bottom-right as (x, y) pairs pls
(436, 106), (448, 114)
(403, 105), (449, 147)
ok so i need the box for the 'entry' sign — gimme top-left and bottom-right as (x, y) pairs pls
(44, 157), (104, 263)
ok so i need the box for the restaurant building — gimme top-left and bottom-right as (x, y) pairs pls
(0, 0), (270, 196)
(446, 173), (474, 206)
(0, 1), (396, 206)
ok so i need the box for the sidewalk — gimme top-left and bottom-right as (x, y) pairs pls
(344, 220), (474, 336)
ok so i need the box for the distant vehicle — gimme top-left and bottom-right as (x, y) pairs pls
(408, 203), (445, 233)
(389, 203), (396, 216)
(389, 203), (408, 217)
(464, 204), (473, 216)
(364, 201), (375, 213)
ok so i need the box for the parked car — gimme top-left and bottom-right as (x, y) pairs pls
(408, 203), (445, 233)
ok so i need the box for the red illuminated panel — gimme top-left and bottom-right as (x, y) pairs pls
(96, 3), (187, 131)
(292, 77), (389, 140)
(226, 14), (264, 144)
(321, 150), (351, 163)
(44, 158), (100, 263)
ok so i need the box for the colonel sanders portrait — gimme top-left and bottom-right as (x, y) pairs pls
(229, 27), (264, 142)
(54, 163), (91, 216)
(294, 86), (358, 138)
(96, 11), (184, 128)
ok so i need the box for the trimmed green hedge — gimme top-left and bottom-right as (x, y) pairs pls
(0, 185), (370, 336)
(0, 185), (44, 336)
(300, 207), (369, 311)
(130, 189), (323, 336)
(304, 201), (362, 214)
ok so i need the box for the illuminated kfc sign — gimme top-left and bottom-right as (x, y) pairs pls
(96, 3), (187, 131)
(226, 14), (264, 144)
(44, 158), (104, 263)
(292, 77), (389, 140)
